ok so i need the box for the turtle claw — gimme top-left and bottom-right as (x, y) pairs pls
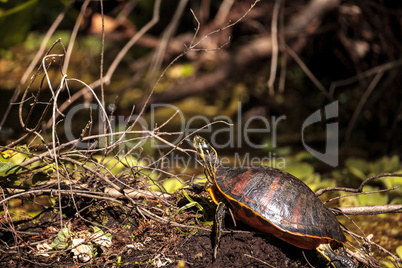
(213, 202), (226, 259)
(333, 255), (356, 268)
(317, 244), (356, 268)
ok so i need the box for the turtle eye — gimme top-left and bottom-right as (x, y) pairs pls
(201, 143), (209, 149)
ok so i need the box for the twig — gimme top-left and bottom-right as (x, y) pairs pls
(315, 173), (402, 196)
(17, 40), (63, 132)
(59, 156), (121, 190)
(146, 0), (189, 83)
(104, 0), (161, 84)
(0, 189), (124, 207)
(51, 73), (66, 225)
(244, 254), (276, 267)
(267, 0), (282, 95)
(62, 0), (91, 74)
(0, 1), (72, 131)
(332, 204), (402, 216)
(99, 0), (107, 150)
(329, 58), (402, 97)
(45, 0), (162, 127)
(213, 0), (235, 26)
(344, 230), (402, 267)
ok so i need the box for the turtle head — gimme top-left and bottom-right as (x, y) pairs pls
(193, 135), (221, 182)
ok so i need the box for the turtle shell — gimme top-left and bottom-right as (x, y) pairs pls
(213, 165), (346, 250)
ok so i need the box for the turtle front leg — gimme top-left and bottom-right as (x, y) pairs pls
(317, 243), (356, 268)
(213, 202), (226, 259)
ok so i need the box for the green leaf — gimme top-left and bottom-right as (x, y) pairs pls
(160, 177), (185, 193)
(50, 225), (71, 250)
(396, 245), (402, 259)
(357, 186), (388, 206)
(177, 190), (203, 213)
(198, 221), (213, 226)
(177, 202), (200, 213)
(284, 162), (314, 180)
(390, 197), (402, 204)
(0, 0), (38, 48)
(0, 162), (23, 175)
(369, 156), (400, 175)
(382, 173), (402, 193)
(338, 195), (359, 207)
(382, 256), (401, 268)
(345, 157), (368, 180)
(90, 225), (103, 234)
(348, 166), (367, 180)
(304, 173), (321, 192)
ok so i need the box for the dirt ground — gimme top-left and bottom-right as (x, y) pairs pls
(1, 194), (360, 268)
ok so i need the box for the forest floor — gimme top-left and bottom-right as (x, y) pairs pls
(1, 191), (361, 268)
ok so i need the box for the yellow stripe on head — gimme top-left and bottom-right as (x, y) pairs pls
(193, 136), (220, 182)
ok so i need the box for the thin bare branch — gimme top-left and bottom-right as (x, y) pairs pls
(267, 0), (282, 95)
(332, 204), (402, 216)
(62, 0), (91, 74)
(0, 1), (72, 131)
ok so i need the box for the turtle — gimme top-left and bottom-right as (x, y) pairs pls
(193, 135), (355, 268)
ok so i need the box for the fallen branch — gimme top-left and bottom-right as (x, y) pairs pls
(315, 173), (402, 197)
(332, 204), (402, 216)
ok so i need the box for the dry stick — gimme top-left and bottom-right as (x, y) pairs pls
(137, 0), (258, 113)
(18, 40), (62, 129)
(1, 178), (171, 200)
(345, 230), (402, 267)
(324, 186), (399, 205)
(37, 51), (69, 227)
(341, 216), (384, 268)
(11, 130), (179, 169)
(278, 3), (287, 94)
(329, 58), (402, 97)
(105, 0), (161, 85)
(44, 79), (102, 129)
(147, 0), (189, 83)
(10, 45), (65, 148)
(213, 0), (235, 26)
(45, 0), (162, 128)
(302, 251), (315, 268)
(105, 110), (184, 175)
(104, 104), (182, 174)
(267, 0), (281, 95)
(0, 189), (124, 207)
(62, 0), (90, 74)
(52, 76), (67, 225)
(333, 204), (402, 216)
(59, 156), (121, 191)
(135, 206), (212, 232)
(67, 78), (113, 131)
(145, 121), (233, 170)
(135, 0), (258, 114)
(190, 0), (260, 49)
(315, 173), (402, 196)
(0, 192), (35, 251)
(0, 1), (72, 131)
(99, 0), (108, 152)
